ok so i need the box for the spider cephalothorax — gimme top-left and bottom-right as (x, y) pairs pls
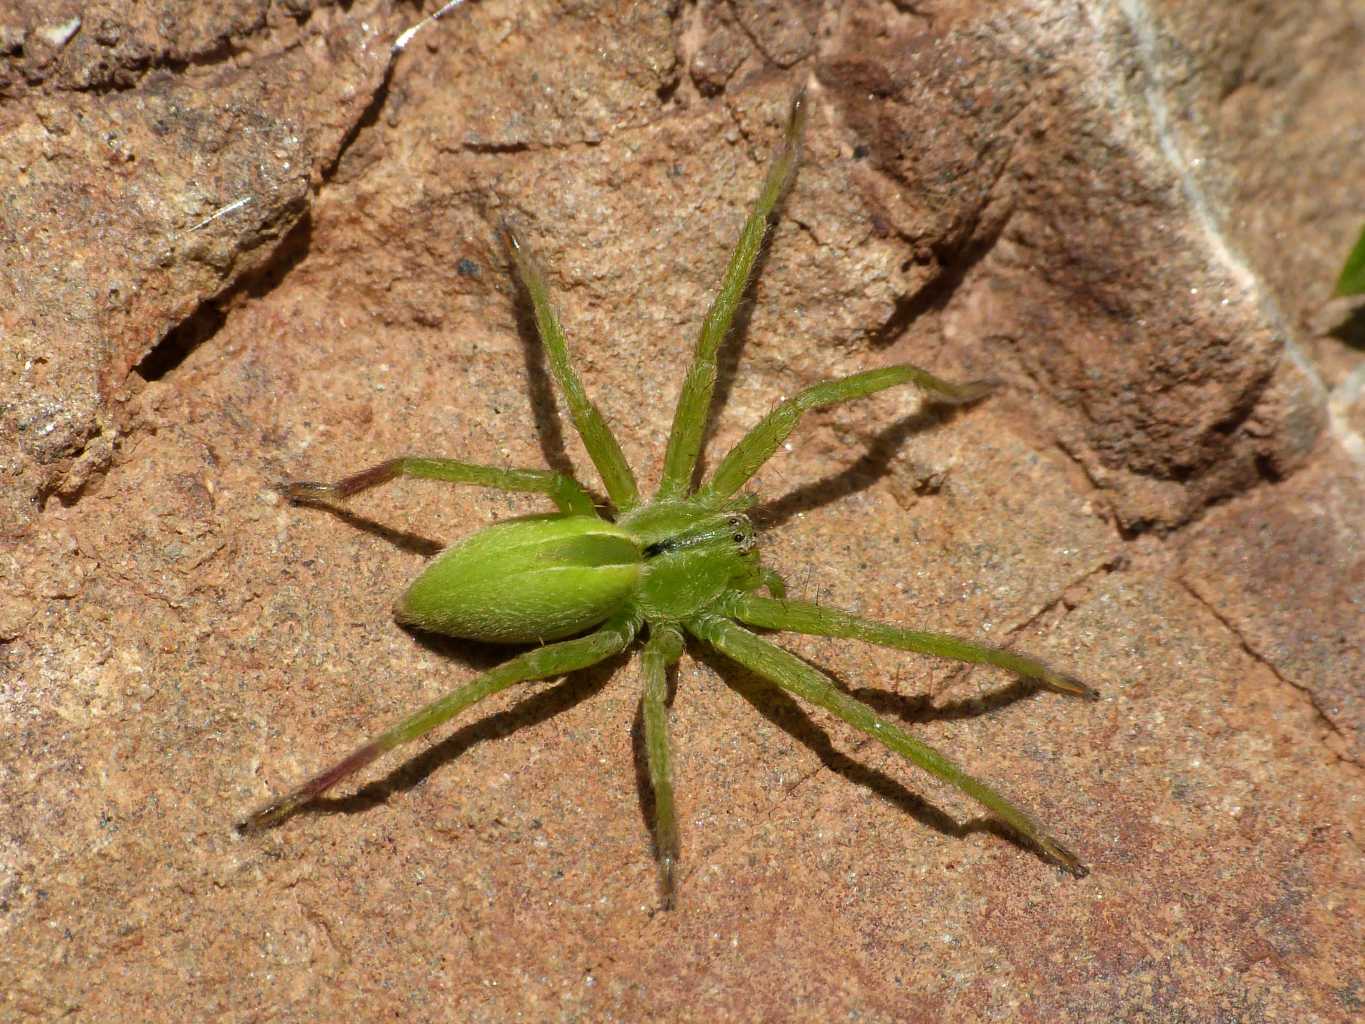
(243, 90), (1096, 907)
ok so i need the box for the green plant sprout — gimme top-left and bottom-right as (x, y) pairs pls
(242, 90), (1097, 907)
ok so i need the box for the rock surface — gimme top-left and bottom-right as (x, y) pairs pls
(2, 1), (1361, 1021)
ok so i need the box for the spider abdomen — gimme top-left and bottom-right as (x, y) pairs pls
(395, 514), (642, 644)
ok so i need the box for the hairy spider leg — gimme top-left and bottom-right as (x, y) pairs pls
(723, 594), (1099, 700)
(696, 365), (993, 506)
(640, 625), (685, 907)
(281, 456), (598, 516)
(688, 614), (1087, 877)
(504, 226), (640, 513)
(241, 615), (638, 831)
(656, 89), (809, 500)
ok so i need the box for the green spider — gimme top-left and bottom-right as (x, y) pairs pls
(243, 90), (1096, 906)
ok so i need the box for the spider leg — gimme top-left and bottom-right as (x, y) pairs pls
(686, 613), (1087, 877)
(240, 614), (638, 831)
(656, 90), (808, 500)
(697, 366), (992, 506)
(281, 456), (598, 517)
(640, 624), (685, 908)
(721, 593), (1097, 699)
(504, 225), (641, 513)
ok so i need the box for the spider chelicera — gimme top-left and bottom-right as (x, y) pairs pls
(242, 89), (1096, 907)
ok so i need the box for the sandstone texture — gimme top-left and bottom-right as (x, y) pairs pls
(2, 2), (1361, 1021)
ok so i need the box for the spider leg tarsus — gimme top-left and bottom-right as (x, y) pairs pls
(1037, 834), (1090, 878)
(1055, 672), (1101, 701)
(277, 480), (336, 505)
(1038, 666), (1101, 701)
(948, 378), (1001, 405)
(656, 855), (678, 912)
(238, 794), (305, 832)
(497, 217), (524, 255)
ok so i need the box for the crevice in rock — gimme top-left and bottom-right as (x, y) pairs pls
(319, 20), (413, 182)
(132, 301), (228, 383)
(132, 212), (314, 386)
(460, 139), (535, 156)
(1006, 556), (1126, 638)
(1177, 577), (1361, 770)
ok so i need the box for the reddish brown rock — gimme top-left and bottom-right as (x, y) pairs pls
(2, 1), (1361, 1021)
(1181, 440), (1365, 764)
(0, 1), (405, 534)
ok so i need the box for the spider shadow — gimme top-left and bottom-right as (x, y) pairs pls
(754, 401), (972, 531)
(693, 205), (784, 491)
(505, 251), (582, 485)
(500, 223), (614, 511)
(850, 674), (1042, 725)
(280, 497), (446, 558)
(296, 639), (631, 820)
(689, 643), (1058, 862)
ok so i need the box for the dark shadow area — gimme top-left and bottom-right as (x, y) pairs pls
(870, 211), (1009, 350)
(403, 625), (529, 674)
(134, 298), (227, 382)
(849, 676), (1045, 725)
(299, 650), (630, 818)
(753, 399), (979, 530)
(694, 211), (786, 490)
(692, 646), (985, 848)
(241, 210), (317, 301)
(281, 495), (445, 558)
(500, 224), (602, 492)
(1327, 302), (1365, 351)
(319, 19), (408, 184)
